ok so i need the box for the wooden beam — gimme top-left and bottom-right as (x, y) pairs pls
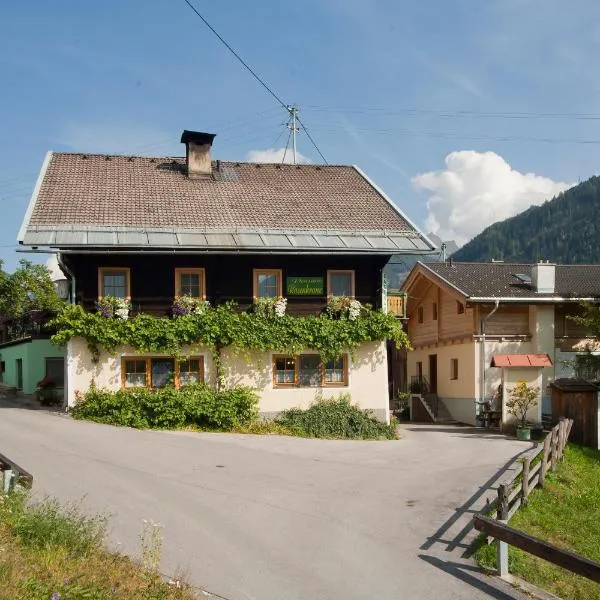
(473, 515), (600, 584)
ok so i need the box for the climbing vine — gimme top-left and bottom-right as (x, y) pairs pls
(50, 302), (409, 361)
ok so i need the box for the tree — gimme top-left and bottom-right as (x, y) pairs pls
(506, 380), (539, 427)
(0, 259), (63, 319)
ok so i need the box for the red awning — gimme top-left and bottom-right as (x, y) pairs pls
(491, 354), (553, 368)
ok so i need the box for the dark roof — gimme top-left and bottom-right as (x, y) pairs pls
(418, 262), (600, 299)
(550, 378), (599, 392)
(18, 152), (434, 253)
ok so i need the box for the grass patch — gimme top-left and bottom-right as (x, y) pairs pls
(474, 444), (600, 600)
(0, 491), (196, 599)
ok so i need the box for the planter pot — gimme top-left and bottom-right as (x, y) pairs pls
(516, 426), (531, 441)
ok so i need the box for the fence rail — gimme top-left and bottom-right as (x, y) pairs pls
(472, 418), (596, 581)
(474, 515), (600, 584)
(0, 452), (33, 493)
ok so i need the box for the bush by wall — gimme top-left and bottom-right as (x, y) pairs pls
(70, 383), (259, 430)
(275, 394), (398, 440)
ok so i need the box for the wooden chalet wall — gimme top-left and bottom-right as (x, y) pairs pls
(63, 253), (389, 316)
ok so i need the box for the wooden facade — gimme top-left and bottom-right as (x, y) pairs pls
(63, 252), (389, 316)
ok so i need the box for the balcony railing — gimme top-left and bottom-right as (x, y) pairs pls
(0, 311), (57, 345)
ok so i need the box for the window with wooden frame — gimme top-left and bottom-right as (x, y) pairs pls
(327, 270), (355, 297)
(272, 354), (348, 388)
(450, 358), (459, 380)
(433, 302), (438, 321)
(417, 306), (424, 324)
(175, 268), (206, 299)
(253, 269), (282, 298)
(456, 301), (465, 315)
(98, 267), (130, 300)
(121, 356), (204, 389)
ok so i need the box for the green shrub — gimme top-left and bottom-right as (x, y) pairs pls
(71, 383), (259, 431)
(0, 492), (106, 557)
(276, 393), (398, 440)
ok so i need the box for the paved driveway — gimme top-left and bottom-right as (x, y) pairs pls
(0, 406), (530, 599)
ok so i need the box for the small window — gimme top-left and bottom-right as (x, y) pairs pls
(418, 306), (424, 324)
(457, 301), (465, 315)
(254, 269), (282, 298)
(121, 357), (204, 389)
(273, 354), (348, 387)
(299, 354), (322, 387)
(324, 356), (347, 384)
(175, 268), (206, 299)
(450, 358), (459, 380)
(327, 270), (355, 297)
(45, 358), (64, 386)
(123, 359), (147, 388)
(151, 358), (175, 389)
(98, 267), (130, 299)
(433, 303), (438, 321)
(274, 356), (297, 385)
(179, 358), (204, 386)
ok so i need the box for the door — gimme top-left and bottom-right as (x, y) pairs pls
(428, 354), (437, 394)
(16, 359), (23, 391)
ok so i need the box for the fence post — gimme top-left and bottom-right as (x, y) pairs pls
(551, 425), (558, 472)
(2, 469), (13, 494)
(522, 457), (531, 503)
(539, 433), (551, 487)
(558, 418), (567, 460)
(497, 483), (509, 577)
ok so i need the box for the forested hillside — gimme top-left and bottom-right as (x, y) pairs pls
(452, 176), (600, 264)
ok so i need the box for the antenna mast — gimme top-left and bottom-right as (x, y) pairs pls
(286, 105), (300, 164)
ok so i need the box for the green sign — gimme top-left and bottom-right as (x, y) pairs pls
(286, 276), (324, 296)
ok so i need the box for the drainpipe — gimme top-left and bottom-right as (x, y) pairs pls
(57, 253), (76, 305)
(479, 300), (500, 413)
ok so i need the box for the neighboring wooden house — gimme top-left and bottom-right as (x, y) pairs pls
(402, 261), (600, 426)
(17, 130), (434, 421)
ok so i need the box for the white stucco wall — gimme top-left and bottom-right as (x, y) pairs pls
(223, 342), (389, 421)
(66, 338), (389, 422)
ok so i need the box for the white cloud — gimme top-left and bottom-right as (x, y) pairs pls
(45, 255), (64, 281)
(246, 147), (311, 164)
(412, 151), (573, 246)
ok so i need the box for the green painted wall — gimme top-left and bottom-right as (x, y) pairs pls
(0, 339), (65, 394)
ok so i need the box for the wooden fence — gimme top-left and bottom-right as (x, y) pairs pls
(0, 452), (33, 493)
(472, 417), (600, 583)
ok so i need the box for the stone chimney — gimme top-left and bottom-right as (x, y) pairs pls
(180, 130), (216, 179)
(532, 260), (555, 293)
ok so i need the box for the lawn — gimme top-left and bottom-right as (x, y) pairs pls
(0, 491), (196, 599)
(474, 444), (600, 600)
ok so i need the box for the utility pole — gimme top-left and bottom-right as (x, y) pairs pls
(286, 105), (300, 164)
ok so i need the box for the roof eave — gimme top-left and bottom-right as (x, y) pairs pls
(17, 151), (53, 244)
(351, 165), (437, 252)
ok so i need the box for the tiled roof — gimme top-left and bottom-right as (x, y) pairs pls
(20, 153), (433, 252)
(491, 354), (553, 367)
(419, 262), (600, 299)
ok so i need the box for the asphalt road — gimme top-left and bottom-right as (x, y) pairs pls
(0, 406), (529, 600)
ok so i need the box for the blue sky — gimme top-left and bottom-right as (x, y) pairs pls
(2, 0), (600, 269)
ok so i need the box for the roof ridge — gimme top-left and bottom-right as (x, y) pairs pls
(51, 152), (356, 168)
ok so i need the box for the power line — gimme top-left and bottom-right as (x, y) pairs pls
(306, 105), (600, 121)
(181, 0), (288, 111)
(180, 0), (327, 164)
(310, 125), (600, 145)
(281, 127), (293, 164)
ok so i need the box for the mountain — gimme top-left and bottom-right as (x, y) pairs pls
(452, 176), (600, 264)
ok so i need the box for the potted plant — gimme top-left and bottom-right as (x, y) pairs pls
(171, 295), (210, 317)
(251, 296), (287, 317)
(326, 296), (362, 321)
(506, 380), (539, 440)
